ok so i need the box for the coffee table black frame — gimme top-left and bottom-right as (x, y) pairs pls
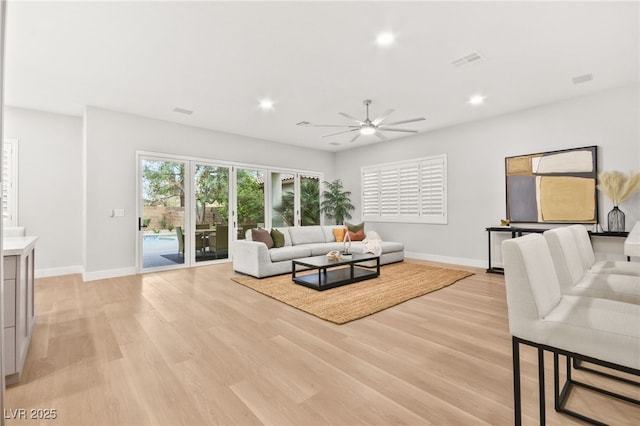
(292, 253), (380, 291)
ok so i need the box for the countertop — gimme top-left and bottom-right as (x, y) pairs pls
(3, 236), (38, 256)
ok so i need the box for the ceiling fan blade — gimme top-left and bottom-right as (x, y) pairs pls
(379, 117), (426, 126)
(372, 109), (395, 125)
(374, 131), (388, 141)
(297, 121), (358, 128)
(338, 112), (364, 124)
(377, 127), (419, 133)
(322, 128), (360, 138)
(309, 124), (360, 128)
(349, 133), (361, 143)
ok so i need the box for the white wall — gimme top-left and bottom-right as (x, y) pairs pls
(3, 106), (83, 276)
(5, 84), (638, 278)
(335, 84), (640, 267)
(83, 106), (336, 279)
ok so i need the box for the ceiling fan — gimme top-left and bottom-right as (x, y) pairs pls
(297, 99), (425, 143)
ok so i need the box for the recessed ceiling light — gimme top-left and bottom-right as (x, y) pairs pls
(376, 32), (395, 46)
(468, 95), (486, 105)
(259, 99), (274, 110)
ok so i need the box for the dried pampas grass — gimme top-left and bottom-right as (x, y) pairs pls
(597, 171), (640, 205)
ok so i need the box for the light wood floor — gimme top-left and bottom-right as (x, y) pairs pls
(5, 259), (640, 425)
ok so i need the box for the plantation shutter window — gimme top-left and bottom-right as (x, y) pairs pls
(399, 164), (419, 216)
(2, 140), (18, 227)
(420, 157), (445, 218)
(362, 169), (380, 217)
(361, 154), (447, 224)
(380, 167), (399, 216)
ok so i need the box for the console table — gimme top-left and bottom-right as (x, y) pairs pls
(486, 227), (546, 274)
(485, 227), (629, 274)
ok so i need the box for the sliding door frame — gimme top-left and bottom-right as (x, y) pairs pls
(136, 150), (324, 273)
(136, 153), (189, 273)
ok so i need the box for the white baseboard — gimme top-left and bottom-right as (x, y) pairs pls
(405, 251), (487, 269)
(83, 267), (137, 282)
(35, 265), (83, 279)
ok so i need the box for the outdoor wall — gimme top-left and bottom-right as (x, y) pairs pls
(4, 106), (83, 276)
(335, 84), (640, 267)
(83, 106), (336, 280)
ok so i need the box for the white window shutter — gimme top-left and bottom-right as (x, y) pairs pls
(398, 164), (419, 216)
(380, 168), (399, 216)
(421, 157), (445, 216)
(362, 169), (380, 217)
(2, 141), (16, 226)
(361, 154), (446, 224)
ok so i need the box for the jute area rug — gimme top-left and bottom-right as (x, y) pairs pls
(231, 262), (474, 324)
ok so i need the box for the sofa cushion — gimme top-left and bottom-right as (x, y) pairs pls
(349, 241), (404, 254)
(306, 242), (345, 256)
(271, 228), (285, 248)
(289, 226), (326, 245)
(269, 246), (312, 262)
(379, 241), (404, 253)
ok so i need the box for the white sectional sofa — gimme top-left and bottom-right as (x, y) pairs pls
(232, 225), (404, 278)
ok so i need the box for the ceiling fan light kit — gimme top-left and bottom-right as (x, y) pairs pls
(298, 99), (425, 144)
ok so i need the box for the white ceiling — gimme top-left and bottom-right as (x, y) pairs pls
(5, 1), (639, 152)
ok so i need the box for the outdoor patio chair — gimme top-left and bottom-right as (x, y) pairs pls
(209, 225), (229, 259)
(176, 226), (185, 256)
(239, 223), (256, 239)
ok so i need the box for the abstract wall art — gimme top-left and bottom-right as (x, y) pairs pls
(505, 146), (598, 224)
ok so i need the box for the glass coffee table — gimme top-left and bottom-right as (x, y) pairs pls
(292, 253), (380, 291)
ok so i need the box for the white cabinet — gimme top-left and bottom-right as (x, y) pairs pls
(3, 236), (37, 385)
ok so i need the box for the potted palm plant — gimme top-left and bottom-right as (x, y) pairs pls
(320, 179), (355, 225)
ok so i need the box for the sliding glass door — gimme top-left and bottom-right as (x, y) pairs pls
(271, 172), (321, 227)
(138, 152), (323, 272)
(300, 175), (321, 226)
(139, 156), (187, 270)
(193, 163), (230, 262)
(271, 171), (296, 227)
(236, 168), (265, 239)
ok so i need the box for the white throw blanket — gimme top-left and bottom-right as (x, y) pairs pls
(363, 231), (382, 256)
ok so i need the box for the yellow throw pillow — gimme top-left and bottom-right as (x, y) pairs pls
(332, 227), (347, 242)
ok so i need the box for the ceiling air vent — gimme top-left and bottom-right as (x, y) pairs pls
(572, 73), (593, 85)
(173, 107), (193, 115)
(451, 51), (484, 67)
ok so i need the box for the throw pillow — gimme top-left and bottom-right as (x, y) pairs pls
(348, 229), (366, 241)
(332, 227), (347, 242)
(270, 228), (285, 248)
(252, 228), (274, 248)
(345, 222), (365, 233)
